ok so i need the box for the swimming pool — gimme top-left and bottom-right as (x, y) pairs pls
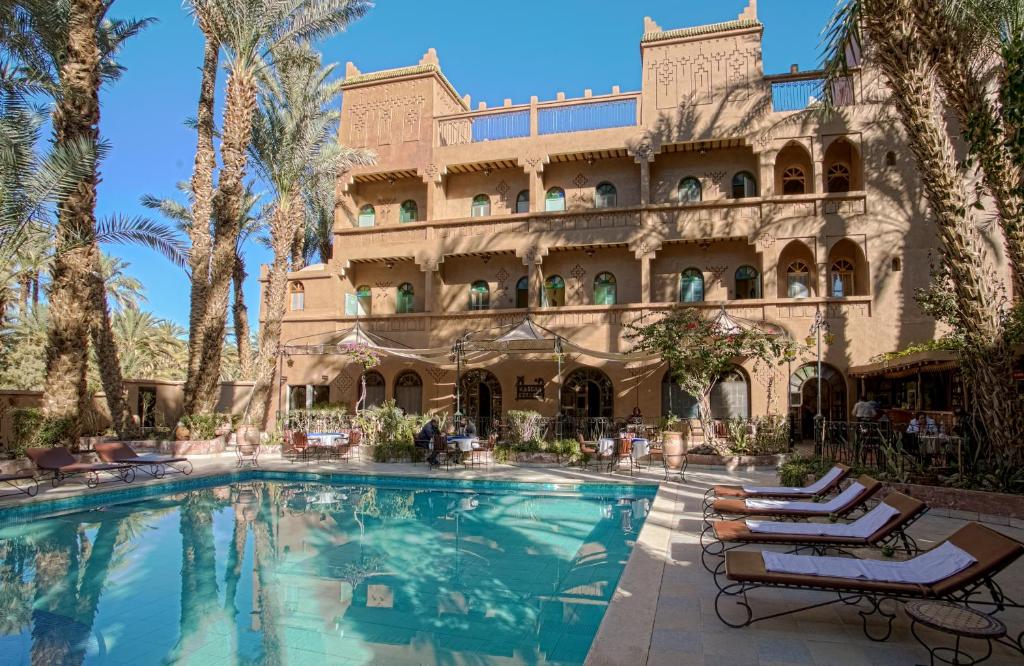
(0, 473), (655, 665)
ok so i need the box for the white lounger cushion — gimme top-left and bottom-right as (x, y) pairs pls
(762, 541), (976, 585)
(745, 482), (865, 512)
(746, 502), (900, 538)
(742, 466), (844, 496)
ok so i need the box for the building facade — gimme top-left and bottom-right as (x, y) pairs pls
(264, 2), (1011, 435)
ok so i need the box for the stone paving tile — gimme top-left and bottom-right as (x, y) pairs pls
(754, 636), (816, 664)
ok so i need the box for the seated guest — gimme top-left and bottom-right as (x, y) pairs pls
(416, 419), (439, 465)
(904, 411), (937, 455)
(463, 420), (477, 438)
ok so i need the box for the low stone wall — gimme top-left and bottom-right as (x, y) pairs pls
(686, 453), (787, 470)
(884, 482), (1024, 521)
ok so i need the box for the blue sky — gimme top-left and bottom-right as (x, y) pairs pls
(98, 0), (836, 331)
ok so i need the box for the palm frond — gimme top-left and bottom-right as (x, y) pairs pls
(820, 0), (863, 107)
(93, 215), (189, 268)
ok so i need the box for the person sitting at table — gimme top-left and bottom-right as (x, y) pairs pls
(904, 411), (937, 455)
(416, 419), (439, 465)
(463, 420), (477, 438)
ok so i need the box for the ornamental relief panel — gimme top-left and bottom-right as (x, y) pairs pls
(645, 38), (760, 111)
(346, 82), (425, 147)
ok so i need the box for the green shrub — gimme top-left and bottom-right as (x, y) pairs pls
(180, 413), (223, 440)
(358, 400), (419, 462)
(752, 415), (790, 455)
(505, 410), (546, 446)
(494, 445), (515, 464)
(778, 456), (833, 487)
(9, 408), (75, 455)
(551, 438), (583, 464)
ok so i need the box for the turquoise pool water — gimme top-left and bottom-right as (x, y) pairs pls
(0, 475), (653, 665)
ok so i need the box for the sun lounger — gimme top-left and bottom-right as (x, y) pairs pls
(703, 464), (850, 510)
(704, 475), (881, 534)
(26, 447), (134, 488)
(714, 522), (1024, 641)
(0, 471), (38, 498)
(94, 442), (193, 478)
(701, 492), (927, 574)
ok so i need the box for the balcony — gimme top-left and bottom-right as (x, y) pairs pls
(436, 93), (641, 146)
(767, 71), (857, 112)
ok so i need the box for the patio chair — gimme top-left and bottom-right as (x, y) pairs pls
(703, 475), (882, 531)
(26, 447), (135, 488)
(94, 442), (193, 478)
(608, 436), (638, 475)
(430, 433), (452, 470)
(703, 464), (851, 510)
(466, 433), (496, 467)
(576, 432), (602, 470)
(701, 492), (928, 574)
(714, 522), (1024, 642)
(0, 471), (38, 498)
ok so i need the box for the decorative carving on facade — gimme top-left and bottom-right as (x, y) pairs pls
(572, 173), (589, 188)
(347, 84), (425, 148)
(706, 264), (728, 283)
(704, 170), (727, 185)
(524, 156), (544, 171)
(515, 376), (546, 400)
(332, 371), (355, 395)
(570, 264), (587, 296)
(495, 267), (509, 289)
(645, 40), (760, 111)
(426, 367), (449, 384)
(760, 232), (776, 248)
(372, 281), (392, 302)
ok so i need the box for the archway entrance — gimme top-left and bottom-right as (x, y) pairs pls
(790, 363), (847, 439)
(459, 369), (502, 435)
(561, 368), (613, 436)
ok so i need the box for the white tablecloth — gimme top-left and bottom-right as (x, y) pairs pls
(449, 437), (479, 452)
(307, 432), (348, 447)
(597, 438), (650, 457)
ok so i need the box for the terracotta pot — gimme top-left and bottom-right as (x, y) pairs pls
(214, 423), (231, 437)
(663, 426), (689, 470)
(236, 425), (261, 448)
(174, 425), (190, 441)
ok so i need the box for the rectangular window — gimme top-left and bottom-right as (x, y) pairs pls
(787, 275), (810, 298)
(344, 293), (358, 316)
(290, 292), (304, 310)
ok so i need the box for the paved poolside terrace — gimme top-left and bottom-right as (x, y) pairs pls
(2, 453), (1022, 666)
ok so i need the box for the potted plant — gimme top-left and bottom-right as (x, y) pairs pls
(660, 414), (689, 470)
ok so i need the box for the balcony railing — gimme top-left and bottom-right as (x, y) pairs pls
(537, 98), (638, 135)
(769, 74), (856, 112)
(436, 93), (641, 146)
(438, 109), (530, 146)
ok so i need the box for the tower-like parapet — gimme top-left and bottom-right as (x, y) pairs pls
(640, 0), (765, 141)
(339, 48), (467, 171)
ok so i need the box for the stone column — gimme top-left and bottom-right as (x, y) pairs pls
(640, 253), (652, 304)
(522, 156), (547, 213)
(517, 245), (548, 308)
(420, 163), (444, 220)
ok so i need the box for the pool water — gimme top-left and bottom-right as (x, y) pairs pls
(0, 478), (652, 665)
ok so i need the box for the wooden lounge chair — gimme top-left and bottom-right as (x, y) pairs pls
(703, 464), (850, 510)
(94, 442), (193, 478)
(701, 492), (928, 574)
(0, 471), (38, 498)
(715, 522), (1024, 641)
(704, 475), (882, 529)
(26, 447), (134, 488)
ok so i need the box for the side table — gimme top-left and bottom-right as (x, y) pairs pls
(905, 600), (1006, 665)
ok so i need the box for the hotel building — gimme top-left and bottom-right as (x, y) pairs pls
(264, 1), (1013, 436)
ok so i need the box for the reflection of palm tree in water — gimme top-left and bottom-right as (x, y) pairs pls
(171, 490), (224, 661)
(0, 538), (34, 636)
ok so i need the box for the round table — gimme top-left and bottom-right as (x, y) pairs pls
(905, 600), (1006, 665)
(597, 437), (649, 457)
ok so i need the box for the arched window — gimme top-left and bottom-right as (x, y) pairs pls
(782, 166), (806, 195)
(710, 368), (749, 420)
(891, 257), (902, 272)
(786, 261), (811, 298)
(732, 171), (758, 198)
(678, 177), (702, 203)
(594, 272), (617, 305)
(396, 282), (414, 313)
(594, 182), (617, 208)
(735, 265), (761, 299)
(290, 281), (305, 310)
(359, 371), (386, 409)
(469, 280), (490, 310)
(471, 194), (491, 217)
(515, 190), (530, 214)
(831, 259), (855, 297)
(543, 275), (565, 306)
(545, 187), (565, 212)
(399, 199), (418, 223)
(662, 370), (698, 419)
(827, 163), (851, 193)
(356, 284), (372, 315)
(394, 370), (422, 415)
(515, 276), (529, 308)
(357, 204), (375, 227)
(679, 268), (704, 303)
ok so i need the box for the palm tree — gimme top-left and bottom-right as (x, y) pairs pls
(301, 172), (335, 266)
(183, 0), (371, 417)
(109, 308), (186, 379)
(905, 0), (1024, 297)
(244, 48), (374, 428)
(142, 182), (269, 378)
(97, 254), (144, 311)
(825, 0), (1024, 463)
(9, 0), (154, 437)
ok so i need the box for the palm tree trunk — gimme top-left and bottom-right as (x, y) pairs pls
(42, 0), (104, 431)
(233, 254), (253, 379)
(183, 28), (220, 415)
(248, 202), (298, 429)
(172, 495), (221, 660)
(863, 0), (1024, 463)
(189, 70), (257, 415)
(910, 0), (1024, 297)
(87, 247), (133, 438)
(290, 224), (305, 270)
